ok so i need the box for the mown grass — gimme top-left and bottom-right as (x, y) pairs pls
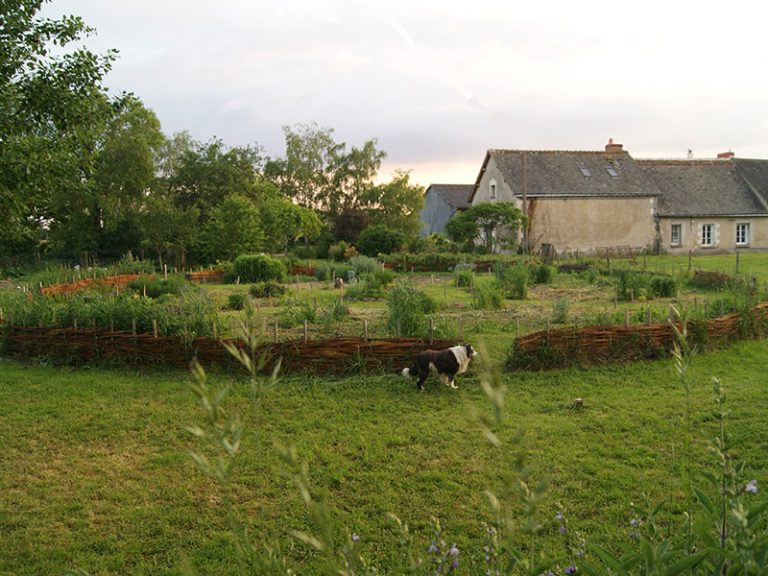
(1, 339), (767, 575)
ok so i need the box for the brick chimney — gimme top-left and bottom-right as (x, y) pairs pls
(605, 138), (624, 154)
(717, 150), (735, 159)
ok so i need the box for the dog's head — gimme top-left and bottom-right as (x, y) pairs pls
(465, 344), (478, 359)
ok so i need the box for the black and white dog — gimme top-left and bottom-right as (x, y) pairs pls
(402, 344), (477, 390)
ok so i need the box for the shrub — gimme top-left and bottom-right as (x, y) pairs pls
(233, 254), (287, 283)
(278, 299), (315, 328)
(227, 292), (247, 311)
(551, 298), (570, 324)
(127, 276), (186, 298)
(454, 262), (475, 288)
(615, 270), (650, 301)
(386, 282), (436, 337)
(356, 224), (405, 256)
(249, 281), (287, 299)
(348, 255), (379, 276)
(473, 280), (504, 310)
(495, 263), (528, 299)
(314, 262), (353, 283)
(649, 275), (678, 298)
(328, 241), (357, 262)
(530, 263), (554, 284)
(689, 270), (733, 290)
(318, 298), (349, 327)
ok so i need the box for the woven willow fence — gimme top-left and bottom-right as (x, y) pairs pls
(509, 303), (768, 370)
(1, 326), (454, 375)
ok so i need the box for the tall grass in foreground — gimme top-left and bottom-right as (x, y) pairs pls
(160, 306), (767, 575)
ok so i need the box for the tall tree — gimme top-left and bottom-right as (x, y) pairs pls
(0, 0), (120, 259)
(200, 194), (264, 262)
(362, 170), (424, 241)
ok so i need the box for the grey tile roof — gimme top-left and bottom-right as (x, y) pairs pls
(476, 149), (659, 200)
(639, 160), (768, 217)
(427, 184), (474, 210)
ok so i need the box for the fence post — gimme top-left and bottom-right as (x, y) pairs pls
(212, 322), (218, 339)
(304, 320), (308, 343)
(164, 264), (168, 280)
(396, 319), (401, 338)
(364, 319), (369, 341)
(429, 318), (434, 345)
(646, 307), (652, 325)
(458, 317), (464, 340)
(516, 317), (520, 337)
(273, 321), (278, 343)
(736, 250), (740, 275)
(73, 318), (78, 330)
(152, 319), (158, 339)
(624, 310), (630, 327)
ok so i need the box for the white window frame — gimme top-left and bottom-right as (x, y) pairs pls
(489, 179), (497, 200)
(736, 222), (750, 246)
(670, 223), (682, 247)
(701, 223), (715, 247)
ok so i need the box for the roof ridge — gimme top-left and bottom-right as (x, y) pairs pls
(489, 148), (625, 156)
(638, 159), (733, 166)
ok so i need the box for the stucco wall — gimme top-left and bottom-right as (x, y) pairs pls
(473, 157), (521, 208)
(529, 196), (657, 253)
(660, 217), (768, 253)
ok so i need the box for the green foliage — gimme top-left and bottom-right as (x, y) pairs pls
(249, 281), (288, 299)
(278, 299), (316, 328)
(453, 262), (475, 287)
(409, 233), (452, 254)
(495, 262), (528, 299)
(348, 255), (379, 276)
(328, 241), (357, 262)
(0, 288), (216, 337)
(551, 298), (570, 324)
(689, 270), (733, 291)
(381, 252), (520, 273)
(227, 292), (247, 311)
(356, 224), (406, 256)
(126, 276), (186, 298)
(530, 263), (554, 284)
(314, 262), (353, 282)
(360, 170), (425, 241)
(445, 202), (526, 253)
(0, 1), (119, 258)
(615, 270), (651, 301)
(202, 195), (265, 262)
(385, 281), (436, 337)
(649, 275), (678, 297)
(473, 280), (504, 310)
(233, 254), (287, 283)
(317, 298), (350, 328)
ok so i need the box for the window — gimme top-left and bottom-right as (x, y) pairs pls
(736, 222), (750, 246)
(670, 224), (682, 246)
(489, 180), (497, 200)
(701, 223), (715, 247)
(606, 166), (619, 177)
(578, 166), (591, 177)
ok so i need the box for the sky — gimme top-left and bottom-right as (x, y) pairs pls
(42, 0), (768, 187)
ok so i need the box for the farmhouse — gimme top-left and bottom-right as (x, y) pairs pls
(419, 183), (473, 237)
(469, 141), (658, 254)
(639, 155), (768, 253)
(460, 140), (768, 255)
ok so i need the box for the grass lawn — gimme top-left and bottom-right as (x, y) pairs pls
(1, 340), (767, 575)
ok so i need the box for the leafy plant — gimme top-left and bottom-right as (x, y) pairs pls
(385, 281), (436, 337)
(249, 280), (287, 299)
(233, 254), (287, 283)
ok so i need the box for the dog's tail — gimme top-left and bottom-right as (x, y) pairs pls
(401, 367), (413, 379)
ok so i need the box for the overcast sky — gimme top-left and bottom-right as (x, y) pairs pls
(42, 0), (768, 186)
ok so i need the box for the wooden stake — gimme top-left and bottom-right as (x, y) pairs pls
(396, 319), (401, 338)
(152, 319), (158, 338)
(364, 319), (369, 341)
(624, 310), (630, 327)
(273, 321), (278, 343)
(429, 318), (434, 345)
(458, 317), (464, 340)
(303, 320), (308, 343)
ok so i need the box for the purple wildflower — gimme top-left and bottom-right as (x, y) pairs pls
(449, 544), (459, 557)
(559, 526), (568, 535)
(629, 517), (640, 528)
(565, 566), (577, 575)
(745, 479), (758, 494)
(629, 531), (640, 541)
(451, 558), (459, 570)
